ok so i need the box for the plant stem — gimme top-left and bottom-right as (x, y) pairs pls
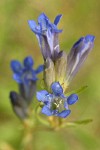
(20, 119), (36, 150)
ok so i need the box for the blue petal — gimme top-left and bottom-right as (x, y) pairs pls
(67, 94), (78, 105)
(57, 110), (71, 118)
(13, 73), (22, 83)
(38, 13), (49, 31)
(85, 35), (95, 43)
(41, 106), (53, 116)
(38, 13), (62, 34)
(28, 20), (40, 34)
(45, 94), (53, 104)
(36, 90), (49, 102)
(51, 82), (63, 96)
(35, 65), (44, 74)
(11, 60), (22, 74)
(24, 56), (34, 69)
(54, 14), (62, 26)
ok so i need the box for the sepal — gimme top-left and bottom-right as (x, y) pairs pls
(44, 58), (55, 91)
(55, 51), (68, 91)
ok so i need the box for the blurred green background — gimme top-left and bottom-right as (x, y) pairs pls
(0, 0), (100, 150)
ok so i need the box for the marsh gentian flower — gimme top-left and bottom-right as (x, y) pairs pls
(11, 56), (44, 101)
(28, 13), (95, 92)
(28, 13), (62, 60)
(10, 56), (44, 119)
(37, 82), (78, 118)
(29, 13), (95, 118)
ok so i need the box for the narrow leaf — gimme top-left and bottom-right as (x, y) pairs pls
(60, 119), (93, 128)
(74, 119), (93, 125)
(67, 85), (88, 96)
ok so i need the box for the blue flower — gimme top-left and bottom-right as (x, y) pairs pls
(10, 56), (44, 103)
(37, 82), (78, 118)
(11, 56), (44, 84)
(67, 35), (95, 82)
(10, 57), (44, 119)
(28, 13), (62, 60)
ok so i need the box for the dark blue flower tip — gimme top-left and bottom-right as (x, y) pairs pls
(51, 82), (63, 97)
(54, 14), (62, 26)
(10, 91), (26, 107)
(73, 37), (84, 48)
(85, 35), (95, 43)
(57, 109), (71, 118)
(67, 94), (78, 105)
(73, 35), (95, 49)
(10, 91), (18, 105)
(24, 56), (34, 69)
(11, 60), (22, 74)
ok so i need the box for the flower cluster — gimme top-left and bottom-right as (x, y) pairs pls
(10, 56), (43, 119)
(28, 13), (95, 118)
(10, 13), (95, 120)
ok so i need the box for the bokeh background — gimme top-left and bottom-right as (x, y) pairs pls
(0, 0), (100, 150)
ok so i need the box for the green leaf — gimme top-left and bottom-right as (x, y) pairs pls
(74, 119), (93, 125)
(60, 119), (93, 128)
(67, 85), (88, 96)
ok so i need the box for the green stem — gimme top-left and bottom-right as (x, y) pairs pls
(20, 119), (36, 150)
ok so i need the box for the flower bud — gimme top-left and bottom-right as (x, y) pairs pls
(9, 91), (28, 119)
